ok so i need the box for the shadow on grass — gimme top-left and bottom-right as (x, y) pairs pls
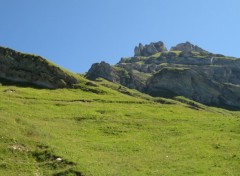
(0, 77), (53, 89)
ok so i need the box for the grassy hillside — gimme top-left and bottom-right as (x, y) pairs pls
(0, 77), (240, 176)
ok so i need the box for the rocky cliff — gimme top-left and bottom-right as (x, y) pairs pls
(87, 41), (240, 109)
(0, 46), (80, 88)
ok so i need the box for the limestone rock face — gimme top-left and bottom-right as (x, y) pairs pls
(146, 67), (240, 108)
(134, 41), (168, 56)
(170, 41), (207, 53)
(0, 46), (79, 88)
(86, 61), (146, 92)
(86, 61), (114, 81)
(86, 41), (240, 109)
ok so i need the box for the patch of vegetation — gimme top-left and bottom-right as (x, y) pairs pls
(53, 169), (82, 176)
(31, 145), (79, 175)
(151, 52), (161, 58)
(164, 67), (190, 71)
(174, 96), (206, 110)
(153, 67), (190, 75)
(153, 97), (177, 104)
(72, 82), (105, 94)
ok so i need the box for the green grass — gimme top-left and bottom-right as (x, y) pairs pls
(169, 50), (182, 55)
(0, 80), (240, 176)
(162, 67), (190, 71)
(151, 52), (162, 58)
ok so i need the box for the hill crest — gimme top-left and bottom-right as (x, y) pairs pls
(0, 46), (80, 88)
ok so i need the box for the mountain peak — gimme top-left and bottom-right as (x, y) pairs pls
(134, 41), (209, 57)
(170, 41), (208, 53)
(87, 41), (240, 109)
(134, 41), (168, 56)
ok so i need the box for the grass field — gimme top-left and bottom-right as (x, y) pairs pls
(0, 78), (239, 176)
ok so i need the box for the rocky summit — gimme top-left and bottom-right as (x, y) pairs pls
(170, 41), (208, 53)
(134, 41), (168, 56)
(87, 41), (240, 109)
(0, 46), (80, 88)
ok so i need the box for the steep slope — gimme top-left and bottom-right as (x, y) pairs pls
(86, 41), (240, 109)
(0, 46), (80, 88)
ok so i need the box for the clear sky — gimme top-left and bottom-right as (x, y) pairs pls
(1, 0), (240, 73)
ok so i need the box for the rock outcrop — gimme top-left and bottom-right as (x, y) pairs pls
(170, 41), (208, 53)
(86, 61), (146, 91)
(87, 41), (240, 109)
(146, 66), (240, 108)
(0, 46), (80, 88)
(86, 61), (116, 82)
(134, 41), (168, 56)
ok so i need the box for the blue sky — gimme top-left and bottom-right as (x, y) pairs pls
(1, 0), (240, 73)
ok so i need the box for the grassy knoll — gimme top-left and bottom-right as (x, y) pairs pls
(0, 79), (239, 175)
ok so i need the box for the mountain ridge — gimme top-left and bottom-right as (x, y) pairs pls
(87, 41), (240, 109)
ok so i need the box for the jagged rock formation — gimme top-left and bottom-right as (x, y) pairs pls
(87, 41), (240, 109)
(86, 61), (146, 91)
(170, 41), (208, 53)
(134, 41), (168, 56)
(0, 46), (80, 88)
